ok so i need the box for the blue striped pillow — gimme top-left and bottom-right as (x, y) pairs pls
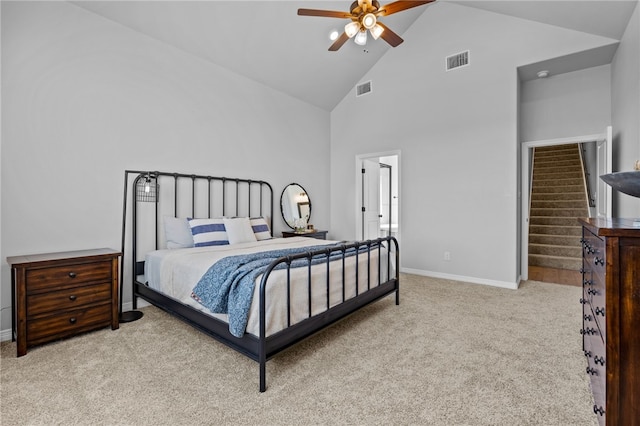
(250, 217), (272, 240)
(188, 218), (229, 247)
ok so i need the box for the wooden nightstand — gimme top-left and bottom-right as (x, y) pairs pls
(8, 248), (121, 357)
(282, 230), (328, 240)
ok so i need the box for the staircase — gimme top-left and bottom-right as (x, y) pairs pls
(528, 144), (589, 271)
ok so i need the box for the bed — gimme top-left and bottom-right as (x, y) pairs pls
(121, 170), (399, 391)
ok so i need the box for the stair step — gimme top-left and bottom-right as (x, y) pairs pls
(529, 234), (582, 246)
(529, 216), (583, 226)
(533, 169), (583, 178)
(531, 200), (588, 209)
(532, 178), (585, 187)
(529, 243), (581, 258)
(532, 185), (585, 194)
(528, 253), (582, 270)
(534, 161), (582, 169)
(528, 224), (583, 235)
(531, 192), (586, 201)
(530, 207), (589, 217)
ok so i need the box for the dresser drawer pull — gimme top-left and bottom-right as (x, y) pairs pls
(68, 272), (77, 278)
(583, 279), (593, 286)
(69, 317), (77, 324)
(586, 367), (599, 376)
(584, 314), (593, 321)
(579, 298), (587, 305)
(580, 328), (597, 336)
(587, 247), (596, 254)
(594, 356), (605, 366)
(583, 350), (592, 358)
(593, 405), (605, 416)
(595, 307), (605, 317)
(594, 257), (604, 266)
(69, 295), (77, 301)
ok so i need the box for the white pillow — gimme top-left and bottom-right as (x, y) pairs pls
(163, 216), (194, 249)
(223, 217), (257, 245)
(250, 217), (272, 240)
(188, 218), (229, 247)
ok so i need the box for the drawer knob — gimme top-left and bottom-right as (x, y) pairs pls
(588, 289), (597, 295)
(595, 307), (605, 317)
(594, 356), (605, 366)
(583, 350), (592, 358)
(580, 327), (597, 336)
(579, 298), (587, 305)
(69, 295), (77, 301)
(69, 317), (77, 324)
(586, 366), (598, 375)
(583, 279), (593, 286)
(593, 405), (605, 416)
(594, 257), (604, 266)
(584, 314), (593, 321)
(68, 272), (77, 278)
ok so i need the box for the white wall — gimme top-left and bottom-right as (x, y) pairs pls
(520, 65), (612, 142)
(612, 1), (640, 218)
(0, 2), (330, 332)
(330, 2), (620, 287)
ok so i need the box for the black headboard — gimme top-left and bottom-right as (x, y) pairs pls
(120, 170), (274, 292)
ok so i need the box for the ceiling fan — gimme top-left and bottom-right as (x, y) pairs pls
(298, 0), (435, 51)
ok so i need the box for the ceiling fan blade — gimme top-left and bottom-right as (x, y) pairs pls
(376, 22), (404, 47)
(377, 0), (435, 16)
(328, 32), (351, 51)
(297, 8), (353, 19)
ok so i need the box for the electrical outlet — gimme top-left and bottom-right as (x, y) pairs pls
(444, 251), (451, 261)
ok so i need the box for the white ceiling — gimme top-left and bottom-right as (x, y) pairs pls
(72, 0), (638, 111)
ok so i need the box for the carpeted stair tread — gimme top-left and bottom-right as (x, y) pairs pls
(529, 234), (582, 246)
(529, 253), (582, 270)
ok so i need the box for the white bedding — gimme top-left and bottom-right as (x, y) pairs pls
(144, 237), (391, 337)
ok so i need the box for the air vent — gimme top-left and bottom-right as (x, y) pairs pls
(446, 50), (469, 71)
(356, 81), (372, 97)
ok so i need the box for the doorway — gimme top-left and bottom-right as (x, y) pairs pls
(520, 127), (611, 282)
(356, 152), (401, 242)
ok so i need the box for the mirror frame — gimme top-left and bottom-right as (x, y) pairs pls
(280, 183), (312, 230)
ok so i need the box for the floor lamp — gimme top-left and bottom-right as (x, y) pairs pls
(119, 170), (155, 323)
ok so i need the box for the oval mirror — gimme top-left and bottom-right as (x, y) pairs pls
(280, 183), (311, 230)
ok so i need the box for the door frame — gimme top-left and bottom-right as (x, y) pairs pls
(520, 132), (606, 281)
(355, 150), (401, 243)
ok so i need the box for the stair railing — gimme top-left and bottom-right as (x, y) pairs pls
(579, 143), (596, 208)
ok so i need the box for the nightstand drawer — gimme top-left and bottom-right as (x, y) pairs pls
(27, 282), (112, 316)
(27, 303), (112, 345)
(26, 261), (112, 292)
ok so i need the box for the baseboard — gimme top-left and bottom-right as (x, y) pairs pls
(400, 267), (519, 290)
(1, 299), (153, 343)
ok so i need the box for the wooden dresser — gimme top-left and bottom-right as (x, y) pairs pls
(578, 218), (640, 426)
(8, 248), (121, 357)
(282, 230), (328, 240)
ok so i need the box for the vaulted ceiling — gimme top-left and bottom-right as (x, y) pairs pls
(72, 1), (638, 111)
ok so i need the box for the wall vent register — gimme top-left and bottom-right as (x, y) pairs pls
(446, 50), (469, 71)
(356, 80), (372, 97)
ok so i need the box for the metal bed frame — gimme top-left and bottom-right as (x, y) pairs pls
(121, 170), (399, 392)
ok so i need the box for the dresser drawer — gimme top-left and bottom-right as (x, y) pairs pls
(27, 282), (112, 317)
(26, 303), (112, 346)
(26, 260), (112, 293)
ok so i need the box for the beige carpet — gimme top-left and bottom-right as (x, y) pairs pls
(1, 274), (596, 426)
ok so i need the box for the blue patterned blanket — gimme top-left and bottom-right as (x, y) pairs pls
(191, 243), (375, 337)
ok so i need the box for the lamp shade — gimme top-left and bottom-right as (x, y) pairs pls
(345, 21), (360, 38)
(354, 30), (367, 45)
(370, 24), (384, 40)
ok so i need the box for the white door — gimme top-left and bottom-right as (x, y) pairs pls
(596, 126), (613, 218)
(361, 159), (381, 240)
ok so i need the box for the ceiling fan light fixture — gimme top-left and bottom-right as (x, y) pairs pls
(354, 30), (368, 46)
(329, 30), (340, 41)
(345, 21), (360, 38)
(362, 13), (377, 29)
(370, 23), (384, 40)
